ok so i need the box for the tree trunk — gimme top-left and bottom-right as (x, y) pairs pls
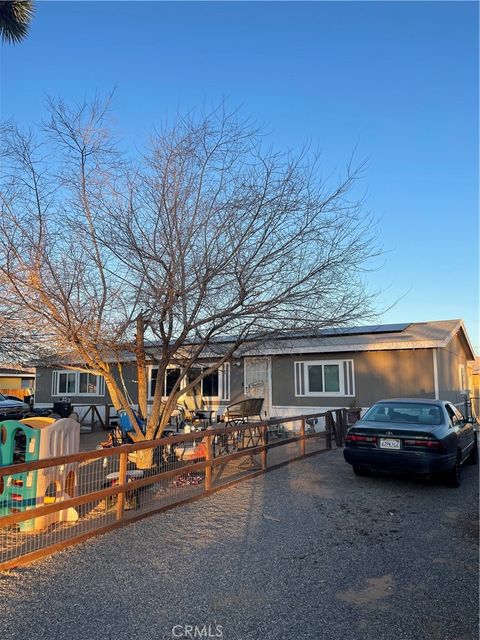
(135, 447), (154, 470)
(135, 314), (148, 420)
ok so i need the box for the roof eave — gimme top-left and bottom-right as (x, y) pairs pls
(455, 321), (476, 361)
(244, 340), (451, 356)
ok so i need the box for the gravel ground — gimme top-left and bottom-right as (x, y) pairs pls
(0, 450), (478, 640)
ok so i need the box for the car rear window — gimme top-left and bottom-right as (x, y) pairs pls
(363, 402), (443, 425)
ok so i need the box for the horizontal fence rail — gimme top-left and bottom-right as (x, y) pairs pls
(0, 410), (349, 570)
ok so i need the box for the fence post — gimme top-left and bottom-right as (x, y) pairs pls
(261, 424), (268, 469)
(205, 434), (213, 492)
(116, 450), (128, 521)
(300, 418), (306, 457)
(341, 409), (349, 446)
(325, 412), (332, 449)
(335, 409), (342, 447)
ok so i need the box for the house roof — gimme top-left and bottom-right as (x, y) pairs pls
(34, 319), (476, 368)
(0, 365), (35, 376)
(242, 319), (476, 359)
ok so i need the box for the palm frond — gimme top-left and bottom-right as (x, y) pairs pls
(0, 1), (35, 44)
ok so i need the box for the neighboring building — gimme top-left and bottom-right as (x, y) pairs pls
(0, 365), (35, 399)
(468, 357), (480, 417)
(33, 319), (476, 423)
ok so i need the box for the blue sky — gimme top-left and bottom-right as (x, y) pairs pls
(1, 1), (478, 349)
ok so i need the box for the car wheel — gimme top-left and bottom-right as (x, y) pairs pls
(353, 465), (370, 477)
(445, 453), (462, 488)
(467, 434), (478, 465)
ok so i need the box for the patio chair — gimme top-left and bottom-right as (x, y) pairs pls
(222, 397), (265, 454)
(224, 397), (264, 426)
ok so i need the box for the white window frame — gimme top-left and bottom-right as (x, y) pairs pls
(51, 370), (105, 397)
(148, 365), (182, 400)
(147, 363), (230, 401)
(220, 362), (230, 402)
(294, 360), (355, 397)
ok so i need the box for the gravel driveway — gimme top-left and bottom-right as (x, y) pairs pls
(0, 450), (478, 640)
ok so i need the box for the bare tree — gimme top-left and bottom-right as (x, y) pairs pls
(0, 97), (379, 467)
(0, 269), (54, 363)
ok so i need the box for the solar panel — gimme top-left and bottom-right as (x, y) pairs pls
(172, 323), (412, 346)
(318, 323), (411, 337)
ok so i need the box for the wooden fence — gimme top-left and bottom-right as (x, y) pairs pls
(0, 410), (353, 570)
(0, 389), (30, 400)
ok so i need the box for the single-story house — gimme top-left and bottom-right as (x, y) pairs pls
(33, 319), (476, 424)
(0, 365), (35, 399)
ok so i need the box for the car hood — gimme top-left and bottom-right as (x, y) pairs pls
(0, 399), (24, 409)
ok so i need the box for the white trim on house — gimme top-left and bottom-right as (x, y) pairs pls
(0, 373), (35, 378)
(51, 370), (105, 397)
(247, 340), (455, 356)
(267, 356), (272, 418)
(270, 404), (368, 432)
(433, 349), (439, 400)
(294, 359), (355, 397)
(219, 362), (231, 402)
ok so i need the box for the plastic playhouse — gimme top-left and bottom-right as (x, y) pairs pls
(0, 416), (80, 532)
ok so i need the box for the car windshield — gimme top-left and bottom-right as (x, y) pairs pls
(363, 402), (444, 426)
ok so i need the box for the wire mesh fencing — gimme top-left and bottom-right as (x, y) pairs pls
(0, 412), (334, 569)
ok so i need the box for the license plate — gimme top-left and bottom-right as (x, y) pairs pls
(379, 438), (401, 450)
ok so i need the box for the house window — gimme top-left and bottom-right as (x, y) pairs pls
(79, 373), (100, 394)
(52, 370), (105, 397)
(149, 367), (181, 398)
(186, 367), (203, 396)
(203, 371), (219, 398)
(295, 360), (354, 397)
(166, 368), (181, 395)
(193, 365), (229, 399)
(148, 363), (230, 400)
(57, 372), (76, 395)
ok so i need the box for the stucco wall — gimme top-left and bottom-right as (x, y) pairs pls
(271, 348), (435, 408)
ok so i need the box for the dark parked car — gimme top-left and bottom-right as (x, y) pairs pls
(343, 399), (478, 487)
(0, 393), (29, 421)
(3, 395), (30, 411)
